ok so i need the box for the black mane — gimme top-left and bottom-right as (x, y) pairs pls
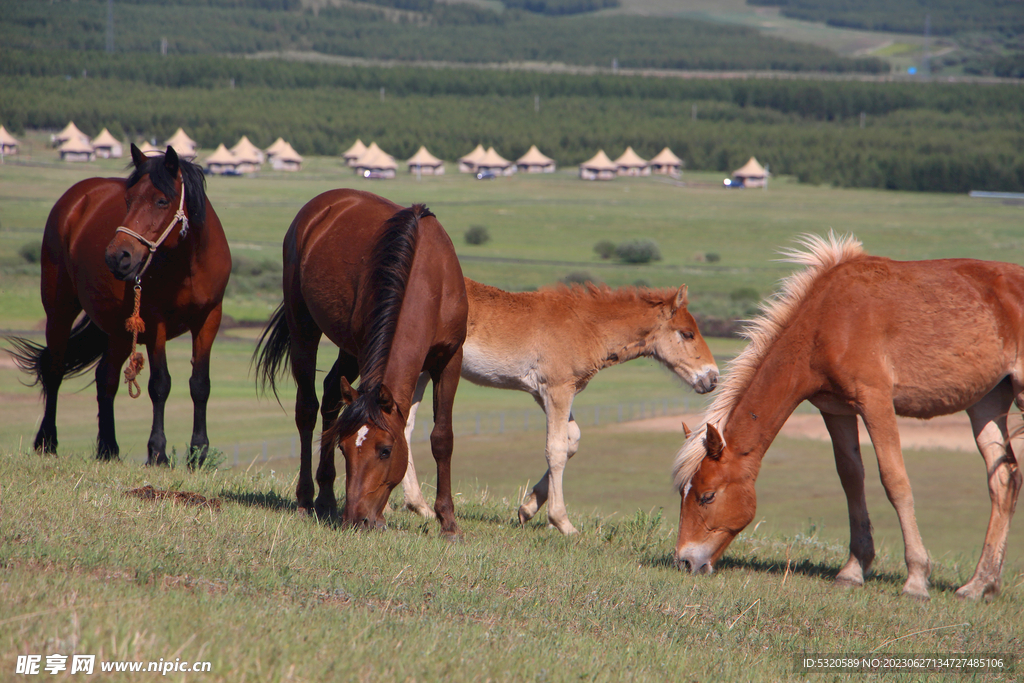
(330, 204), (431, 438)
(126, 149), (207, 228)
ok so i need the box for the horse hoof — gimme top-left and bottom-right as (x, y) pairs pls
(441, 530), (464, 543)
(901, 585), (931, 601)
(955, 582), (998, 601)
(833, 575), (864, 589)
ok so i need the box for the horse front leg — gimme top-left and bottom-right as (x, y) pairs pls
(860, 395), (931, 600)
(821, 411), (875, 587)
(958, 379), (1021, 600)
(314, 352), (358, 515)
(95, 336), (132, 461)
(518, 407), (581, 528)
(401, 372), (435, 517)
(145, 323), (171, 466)
(520, 385), (577, 535)
(430, 349), (463, 537)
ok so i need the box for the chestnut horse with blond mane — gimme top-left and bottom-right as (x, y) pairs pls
(254, 189), (467, 534)
(674, 233), (1023, 600)
(399, 278), (718, 535)
(7, 145), (230, 467)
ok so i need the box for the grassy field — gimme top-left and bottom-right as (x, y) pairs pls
(1, 451), (1021, 682)
(2, 144), (1023, 679)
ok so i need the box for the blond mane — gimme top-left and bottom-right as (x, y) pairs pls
(672, 232), (865, 491)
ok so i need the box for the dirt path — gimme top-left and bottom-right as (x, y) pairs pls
(613, 412), (993, 453)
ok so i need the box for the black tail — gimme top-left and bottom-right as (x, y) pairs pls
(5, 316), (108, 400)
(252, 302), (291, 401)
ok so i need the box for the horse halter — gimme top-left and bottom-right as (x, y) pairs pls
(114, 179), (189, 282)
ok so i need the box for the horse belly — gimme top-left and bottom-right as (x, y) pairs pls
(890, 353), (1009, 419)
(461, 340), (538, 392)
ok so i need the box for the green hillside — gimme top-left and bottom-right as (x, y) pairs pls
(0, 0), (884, 73)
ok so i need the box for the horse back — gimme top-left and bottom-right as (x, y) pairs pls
(800, 255), (1024, 416)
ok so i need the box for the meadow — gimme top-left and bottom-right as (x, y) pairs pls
(1, 144), (1023, 680)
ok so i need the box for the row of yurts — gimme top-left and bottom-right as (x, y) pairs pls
(14, 122), (748, 182)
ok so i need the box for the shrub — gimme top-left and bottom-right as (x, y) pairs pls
(562, 271), (597, 285)
(705, 252), (721, 263)
(18, 242), (40, 264)
(729, 287), (759, 302)
(464, 225), (490, 245)
(614, 239), (661, 264)
(593, 240), (616, 259)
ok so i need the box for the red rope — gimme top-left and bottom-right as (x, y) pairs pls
(124, 284), (146, 399)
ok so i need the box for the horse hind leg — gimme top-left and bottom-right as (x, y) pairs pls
(958, 379), (1022, 600)
(821, 411), (875, 588)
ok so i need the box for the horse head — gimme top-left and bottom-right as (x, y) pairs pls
(674, 423), (757, 574)
(331, 376), (409, 529)
(648, 285), (719, 394)
(105, 144), (201, 281)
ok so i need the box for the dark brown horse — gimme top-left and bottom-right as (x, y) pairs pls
(254, 189), (467, 534)
(674, 233), (1023, 600)
(7, 145), (231, 467)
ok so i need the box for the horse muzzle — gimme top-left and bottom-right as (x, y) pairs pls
(692, 367), (719, 395)
(675, 546), (715, 575)
(104, 235), (144, 281)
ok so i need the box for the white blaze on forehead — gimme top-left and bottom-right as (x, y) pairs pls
(355, 425), (369, 448)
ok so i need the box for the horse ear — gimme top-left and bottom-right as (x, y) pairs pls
(682, 421), (692, 439)
(339, 377), (359, 406)
(672, 284), (689, 313)
(377, 385), (395, 414)
(130, 143), (146, 168)
(704, 424), (725, 460)
(163, 146), (180, 177)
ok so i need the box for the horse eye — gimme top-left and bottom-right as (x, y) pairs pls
(156, 198), (169, 207)
(698, 492), (716, 507)
(682, 331), (695, 341)
(379, 447), (392, 460)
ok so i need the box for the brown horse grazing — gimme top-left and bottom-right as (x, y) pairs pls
(254, 189), (467, 533)
(399, 279), (718, 534)
(7, 145), (231, 467)
(673, 233), (1024, 600)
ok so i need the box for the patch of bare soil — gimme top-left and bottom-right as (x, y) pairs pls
(614, 412), (988, 452)
(125, 485), (221, 510)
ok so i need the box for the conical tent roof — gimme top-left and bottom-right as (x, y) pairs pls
(579, 150), (617, 171)
(458, 144), (487, 165)
(273, 142), (303, 163)
(614, 146), (648, 168)
(354, 142), (397, 170)
(407, 145), (443, 166)
(57, 121), (88, 143)
(733, 157), (766, 177)
(204, 143), (238, 165)
(230, 135), (263, 163)
(59, 135), (93, 153)
(478, 147), (511, 167)
(137, 141), (163, 156)
(164, 128), (196, 150)
(91, 128), (121, 147)
(649, 147), (682, 165)
(0, 126), (19, 146)
(343, 139), (367, 159)
(265, 137), (290, 156)
(516, 145), (554, 165)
